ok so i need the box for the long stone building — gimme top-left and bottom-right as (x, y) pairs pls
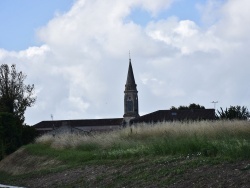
(33, 57), (215, 134)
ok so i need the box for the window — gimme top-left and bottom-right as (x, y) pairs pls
(127, 101), (133, 112)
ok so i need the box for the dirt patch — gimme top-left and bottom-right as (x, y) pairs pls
(1, 149), (249, 187)
(168, 161), (250, 188)
(0, 148), (62, 175)
(11, 159), (250, 188)
(17, 165), (112, 188)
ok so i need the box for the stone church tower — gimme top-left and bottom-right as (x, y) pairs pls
(123, 57), (139, 126)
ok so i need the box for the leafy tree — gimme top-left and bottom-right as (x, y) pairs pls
(0, 64), (36, 160)
(176, 105), (189, 110)
(22, 125), (38, 145)
(216, 106), (249, 120)
(170, 106), (177, 110)
(188, 103), (205, 109)
(0, 64), (36, 124)
(0, 112), (22, 160)
(170, 103), (205, 110)
(0, 121), (4, 159)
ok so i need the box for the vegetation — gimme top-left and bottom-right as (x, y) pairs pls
(0, 113), (22, 158)
(217, 105), (249, 120)
(34, 120), (250, 160)
(0, 64), (36, 160)
(0, 120), (249, 187)
(0, 64), (36, 124)
(170, 103), (205, 110)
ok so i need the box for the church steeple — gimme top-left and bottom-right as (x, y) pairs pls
(125, 58), (137, 91)
(123, 56), (139, 124)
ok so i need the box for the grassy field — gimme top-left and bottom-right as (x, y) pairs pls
(33, 120), (250, 161)
(0, 120), (249, 187)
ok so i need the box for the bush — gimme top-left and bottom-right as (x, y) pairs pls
(217, 106), (249, 120)
(22, 125), (38, 145)
(0, 112), (22, 160)
(0, 113), (37, 160)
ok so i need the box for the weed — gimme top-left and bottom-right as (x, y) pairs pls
(33, 120), (250, 160)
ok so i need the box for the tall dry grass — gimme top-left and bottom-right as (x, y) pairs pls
(36, 120), (250, 150)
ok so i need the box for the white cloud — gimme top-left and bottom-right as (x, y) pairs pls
(18, 45), (50, 58)
(221, 1), (250, 41)
(146, 17), (228, 55)
(136, 0), (174, 16)
(197, 0), (224, 26)
(0, 49), (8, 60)
(1, 0), (250, 124)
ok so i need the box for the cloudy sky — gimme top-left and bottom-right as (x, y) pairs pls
(0, 0), (249, 125)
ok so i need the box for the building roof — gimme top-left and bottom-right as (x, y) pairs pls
(131, 109), (215, 124)
(125, 58), (137, 91)
(33, 118), (123, 129)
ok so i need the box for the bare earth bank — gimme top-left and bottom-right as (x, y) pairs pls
(0, 148), (249, 188)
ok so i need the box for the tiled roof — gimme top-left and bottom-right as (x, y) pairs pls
(33, 109), (215, 130)
(33, 118), (123, 129)
(131, 109), (215, 124)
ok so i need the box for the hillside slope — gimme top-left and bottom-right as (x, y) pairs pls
(0, 147), (62, 175)
(1, 121), (250, 187)
(0, 147), (249, 188)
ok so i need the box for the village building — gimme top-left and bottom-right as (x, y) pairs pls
(33, 57), (215, 134)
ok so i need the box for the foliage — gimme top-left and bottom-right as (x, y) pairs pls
(1, 121), (250, 187)
(0, 112), (22, 160)
(170, 103), (205, 110)
(0, 150), (241, 188)
(22, 125), (38, 145)
(0, 64), (36, 124)
(216, 106), (249, 120)
(0, 64), (37, 160)
(34, 120), (250, 160)
(188, 103), (205, 109)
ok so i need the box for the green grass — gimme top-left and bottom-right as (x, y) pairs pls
(25, 144), (97, 165)
(1, 120), (249, 187)
(32, 120), (250, 161)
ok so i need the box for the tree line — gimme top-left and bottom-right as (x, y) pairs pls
(171, 103), (249, 120)
(0, 64), (37, 160)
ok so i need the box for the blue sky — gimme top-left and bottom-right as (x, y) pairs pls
(129, 0), (207, 26)
(0, 0), (250, 125)
(0, 0), (74, 51)
(0, 0), (209, 51)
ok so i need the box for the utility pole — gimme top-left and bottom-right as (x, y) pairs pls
(211, 101), (218, 110)
(51, 114), (55, 130)
(51, 114), (55, 137)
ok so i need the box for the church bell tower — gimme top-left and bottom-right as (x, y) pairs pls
(123, 57), (139, 125)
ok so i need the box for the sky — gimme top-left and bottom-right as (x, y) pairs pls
(0, 0), (249, 125)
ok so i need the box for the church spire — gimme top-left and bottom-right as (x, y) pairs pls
(125, 55), (137, 91)
(123, 55), (139, 122)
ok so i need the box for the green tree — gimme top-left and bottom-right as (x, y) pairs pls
(0, 112), (22, 160)
(216, 106), (249, 120)
(22, 125), (37, 145)
(0, 64), (36, 124)
(0, 121), (4, 159)
(188, 103), (205, 109)
(0, 64), (36, 159)
(170, 103), (205, 110)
